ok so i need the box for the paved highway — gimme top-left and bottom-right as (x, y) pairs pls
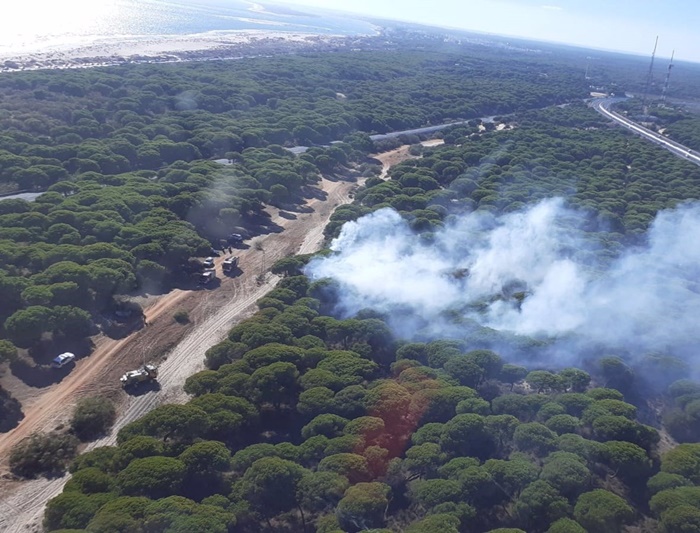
(287, 116), (499, 153)
(590, 98), (700, 167)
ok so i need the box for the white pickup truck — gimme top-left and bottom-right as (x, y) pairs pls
(121, 364), (158, 387)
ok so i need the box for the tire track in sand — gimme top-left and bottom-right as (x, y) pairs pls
(0, 176), (361, 533)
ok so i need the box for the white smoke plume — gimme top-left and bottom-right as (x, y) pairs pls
(306, 198), (700, 365)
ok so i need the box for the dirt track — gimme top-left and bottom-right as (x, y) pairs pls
(374, 139), (442, 180)
(0, 146), (419, 531)
(0, 175), (361, 533)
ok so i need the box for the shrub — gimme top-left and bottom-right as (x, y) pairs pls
(174, 310), (190, 324)
(10, 431), (79, 478)
(71, 397), (116, 441)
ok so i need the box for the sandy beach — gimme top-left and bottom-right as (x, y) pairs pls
(0, 30), (355, 72)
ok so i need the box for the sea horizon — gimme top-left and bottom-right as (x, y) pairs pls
(0, 0), (377, 61)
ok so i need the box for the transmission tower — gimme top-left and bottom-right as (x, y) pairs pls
(661, 50), (675, 105)
(641, 36), (659, 115)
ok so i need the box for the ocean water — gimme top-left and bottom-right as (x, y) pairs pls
(0, 0), (376, 56)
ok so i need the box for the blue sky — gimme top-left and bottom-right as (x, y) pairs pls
(277, 0), (696, 62)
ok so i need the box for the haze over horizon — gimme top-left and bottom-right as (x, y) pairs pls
(5, 0), (695, 62)
(278, 0), (696, 62)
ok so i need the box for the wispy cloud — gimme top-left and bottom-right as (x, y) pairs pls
(540, 4), (563, 10)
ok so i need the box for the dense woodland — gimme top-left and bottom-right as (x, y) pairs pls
(35, 98), (700, 533)
(0, 48), (587, 192)
(326, 103), (700, 250)
(0, 48), (588, 364)
(0, 35), (700, 532)
(38, 262), (700, 533)
(665, 117), (700, 151)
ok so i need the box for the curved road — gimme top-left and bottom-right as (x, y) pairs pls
(590, 98), (700, 166)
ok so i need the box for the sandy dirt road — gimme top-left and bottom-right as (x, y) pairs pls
(376, 145), (414, 179)
(374, 140), (443, 180)
(0, 175), (360, 533)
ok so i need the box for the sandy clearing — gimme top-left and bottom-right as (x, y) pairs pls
(371, 139), (444, 181)
(375, 146), (411, 179)
(0, 175), (363, 533)
(374, 145), (420, 179)
(421, 139), (445, 147)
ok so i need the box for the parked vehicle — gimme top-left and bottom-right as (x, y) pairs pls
(120, 364), (158, 387)
(227, 233), (244, 245)
(222, 256), (238, 273)
(51, 352), (75, 368)
(202, 256), (215, 268)
(199, 270), (216, 285)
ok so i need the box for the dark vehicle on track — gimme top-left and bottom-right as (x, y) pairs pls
(222, 256), (239, 273)
(227, 233), (244, 245)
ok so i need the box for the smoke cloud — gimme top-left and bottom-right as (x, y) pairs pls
(306, 198), (700, 366)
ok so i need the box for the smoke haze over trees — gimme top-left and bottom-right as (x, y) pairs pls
(307, 198), (700, 369)
(1, 21), (700, 532)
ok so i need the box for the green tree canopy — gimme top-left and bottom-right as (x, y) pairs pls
(336, 482), (391, 533)
(573, 489), (633, 533)
(116, 456), (186, 498)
